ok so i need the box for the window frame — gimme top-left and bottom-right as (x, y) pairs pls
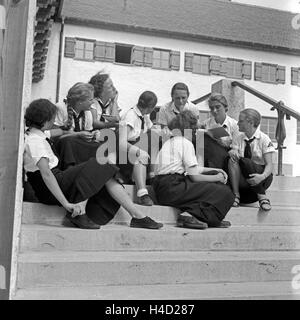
(152, 48), (171, 70)
(74, 38), (95, 61)
(114, 43), (134, 65)
(260, 116), (277, 142)
(192, 54), (210, 75)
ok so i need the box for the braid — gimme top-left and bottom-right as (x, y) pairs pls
(64, 104), (74, 130)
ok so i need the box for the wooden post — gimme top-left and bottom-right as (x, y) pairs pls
(0, 0), (35, 300)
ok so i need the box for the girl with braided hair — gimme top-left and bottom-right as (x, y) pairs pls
(88, 72), (120, 129)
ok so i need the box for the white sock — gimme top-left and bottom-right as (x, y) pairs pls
(137, 188), (148, 198)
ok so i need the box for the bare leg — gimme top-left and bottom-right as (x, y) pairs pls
(132, 163), (148, 196)
(228, 159), (241, 198)
(105, 178), (145, 219)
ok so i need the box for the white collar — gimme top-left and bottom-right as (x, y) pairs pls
(133, 105), (143, 117)
(242, 128), (262, 140)
(27, 127), (48, 138)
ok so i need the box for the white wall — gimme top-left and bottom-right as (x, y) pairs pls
(32, 23), (300, 175)
(232, 0), (300, 13)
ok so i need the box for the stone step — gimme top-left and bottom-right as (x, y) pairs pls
(13, 281), (300, 300)
(20, 224), (300, 252)
(17, 250), (300, 288)
(22, 202), (300, 226)
(271, 176), (300, 190)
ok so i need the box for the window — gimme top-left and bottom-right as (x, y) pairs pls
(115, 44), (133, 64)
(152, 49), (170, 70)
(192, 54), (210, 75)
(297, 121), (300, 144)
(260, 117), (277, 142)
(291, 67), (300, 86)
(74, 39), (94, 60)
(255, 62), (285, 84)
(184, 53), (251, 79)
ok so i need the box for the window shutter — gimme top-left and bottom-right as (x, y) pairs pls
(105, 42), (115, 62)
(276, 65), (285, 84)
(184, 52), (193, 72)
(291, 67), (299, 86)
(170, 51), (180, 71)
(131, 46), (144, 66)
(219, 58), (227, 77)
(210, 56), (221, 75)
(144, 47), (153, 67)
(242, 60), (252, 79)
(94, 41), (106, 61)
(254, 62), (262, 81)
(64, 37), (75, 58)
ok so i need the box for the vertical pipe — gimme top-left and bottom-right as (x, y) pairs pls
(56, 15), (64, 103)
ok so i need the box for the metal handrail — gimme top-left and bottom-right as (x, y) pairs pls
(232, 81), (300, 176)
(192, 93), (211, 105)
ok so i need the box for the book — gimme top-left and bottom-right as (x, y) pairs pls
(207, 126), (229, 139)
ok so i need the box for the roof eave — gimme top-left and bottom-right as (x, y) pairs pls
(63, 17), (300, 56)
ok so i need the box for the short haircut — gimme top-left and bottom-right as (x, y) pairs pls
(208, 93), (228, 111)
(88, 72), (109, 98)
(171, 82), (190, 97)
(25, 99), (57, 129)
(168, 109), (198, 134)
(240, 108), (261, 128)
(66, 82), (94, 105)
(137, 91), (158, 109)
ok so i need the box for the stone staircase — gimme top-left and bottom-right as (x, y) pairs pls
(13, 176), (300, 300)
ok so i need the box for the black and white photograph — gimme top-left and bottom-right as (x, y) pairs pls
(1, 0), (300, 304)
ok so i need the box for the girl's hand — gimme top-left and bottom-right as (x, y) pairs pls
(228, 149), (240, 162)
(247, 173), (264, 186)
(217, 169), (228, 184)
(78, 131), (94, 142)
(217, 172), (226, 184)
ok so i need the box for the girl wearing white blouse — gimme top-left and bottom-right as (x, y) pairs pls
(24, 99), (163, 229)
(228, 108), (275, 211)
(152, 110), (234, 229)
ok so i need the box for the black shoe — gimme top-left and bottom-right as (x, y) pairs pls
(177, 214), (208, 230)
(66, 213), (100, 229)
(211, 220), (231, 228)
(130, 216), (163, 229)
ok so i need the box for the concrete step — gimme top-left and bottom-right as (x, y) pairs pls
(17, 250), (300, 288)
(122, 185), (300, 206)
(271, 176), (300, 190)
(13, 281), (300, 300)
(22, 202), (300, 226)
(20, 224), (300, 252)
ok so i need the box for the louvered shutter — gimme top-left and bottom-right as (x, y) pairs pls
(210, 56), (221, 75)
(254, 62), (262, 81)
(291, 67), (300, 86)
(94, 41), (106, 61)
(64, 37), (76, 58)
(131, 46), (144, 66)
(105, 42), (115, 62)
(242, 60), (252, 80)
(170, 51), (180, 71)
(184, 52), (193, 72)
(144, 47), (153, 67)
(276, 65), (286, 84)
(219, 58), (227, 77)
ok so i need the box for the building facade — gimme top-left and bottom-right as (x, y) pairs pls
(31, 0), (300, 175)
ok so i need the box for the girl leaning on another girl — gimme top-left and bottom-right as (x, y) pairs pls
(23, 99), (163, 230)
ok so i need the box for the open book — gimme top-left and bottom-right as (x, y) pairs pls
(207, 126), (229, 139)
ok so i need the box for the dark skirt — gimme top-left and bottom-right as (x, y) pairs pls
(238, 157), (273, 204)
(152, 173), (234, 227)
(26, 158), (120, 225)
(54, 135), (100, 170)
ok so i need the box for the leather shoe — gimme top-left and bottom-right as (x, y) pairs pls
(211, 220), (231, 228)
(177, 214), (208, 229)
(130, 216), (163, 229)
(66, 213), (100, 229)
